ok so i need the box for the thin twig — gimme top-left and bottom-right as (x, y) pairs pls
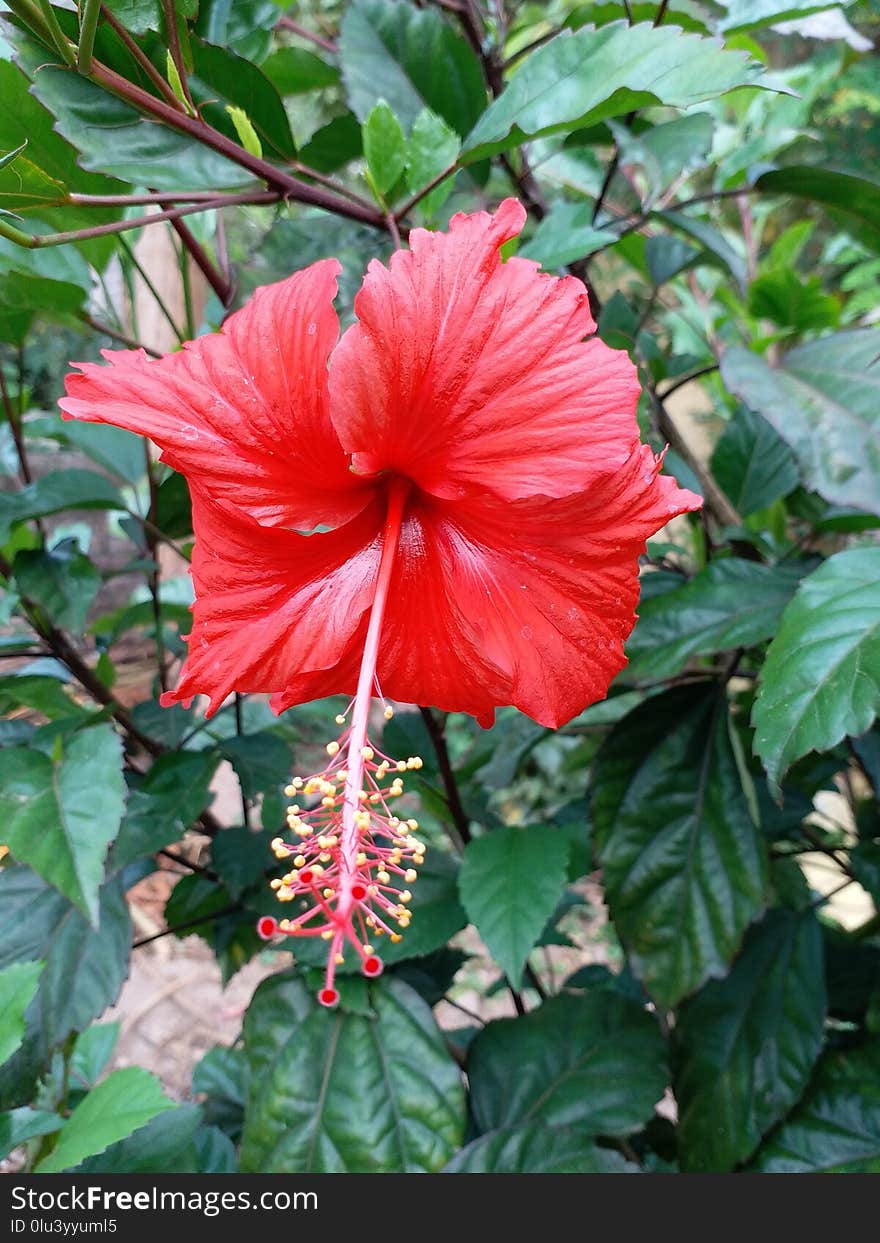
(419, 707), (472, 848)
(100, 4), (187, 111)
(79, 313), (163, 358)
(275, 13), (337, 54)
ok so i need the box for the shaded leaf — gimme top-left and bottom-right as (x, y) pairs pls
(240, 973), (465, 1172)
(711, 406), (799, 517)
(467, 992), (667, 1135)
(592, 685), (768, 1006)
(445, 1123), (637, 1173)
(676, 908), (826, 1172)
(0, 961), (44, 1067)
(13, 542), (100, 631)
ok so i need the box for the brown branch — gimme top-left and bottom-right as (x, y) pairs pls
(419, 707), (472, 847)
(161, 0), (195, 112)
(100, 4), (186, 112)
(275, 13), (337, 54)
(168, 212), (235, 308)
(79, 314), (162, 358)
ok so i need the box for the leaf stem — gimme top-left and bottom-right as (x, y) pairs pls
(76, 0), (102, 74)
(418, 707), (472, 848)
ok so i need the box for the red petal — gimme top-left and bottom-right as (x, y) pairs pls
(375, 450), (702, 727)
(162, 490), (383, 717)
(330, 198), (640, 503)
(60, 261), (370, 531)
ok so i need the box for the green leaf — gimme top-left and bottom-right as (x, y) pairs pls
(298, 113), (362, 173)
(24, 62), (251, 192)
(721, 328), (880, 514)
(446, 1123), (637, 1173)
(720, 0), (842, 30)
(614, 111), (714, 202)
(0, 271), (86, 345)
(188, 39), (296, 160)
(0, 870), (131, 1041)
(262, 46), (339, 95)
(0, 961), (44, 1067)
(592, 685), (768, 1007)
(748, 269), (840, 332)
(339, 0), (486, 136)
(240, 973), (466, 1172)
(195, 0), (278, 62)
(36, 1068), (175, 1173)
(753, 547), (880, 793)
(219, 731), (291, 802)
(73, 1103), (203, 1174)
(110, 750), (219, 871)
(711, 406), (799, 517)
(626, 560), (805, 680)
(644, 235), (700, 286)
(467, 992), (667, 1135)
(405, 107), (460, 217)
(751, 1041), (880, 1172)
(363, 100), (407, 197)
(0, 725), (125, 922)
(0, 1108), (62, 1162)
(0, 675), (85, 723)
(192, 1045), (247, 1141)
(463, 21), (767, 160)
(13, 542), (100, 631)
(755, 166), (880, 252)
(0, 869), (131, 1107)
(70, 1023), (121, 1092)
(657, 210), (749, 292)
(519, 201), (614, 269)
(212, 826), (274, 897)
(459, 825), (569, 988)
(676, 908), (826, 1172)
(0, 470), (123, 543)
(0, 153), (67, 214)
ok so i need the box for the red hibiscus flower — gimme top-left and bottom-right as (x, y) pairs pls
(61, 198), (701, 1001)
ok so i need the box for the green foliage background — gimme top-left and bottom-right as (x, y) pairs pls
(0, 0), (878, 1174)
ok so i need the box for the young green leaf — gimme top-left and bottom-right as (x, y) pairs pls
(0, 961), (44, 1067)
(362, 100), (406, 198)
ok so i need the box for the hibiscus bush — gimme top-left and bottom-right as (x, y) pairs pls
(1, 0), (879, 1177)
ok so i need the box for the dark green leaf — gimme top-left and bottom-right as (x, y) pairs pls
(195, 0), (278, 62)
(751, 1041), (880, 1172)
(212, 826), (274, 897)
(192, 1045), (247, 1141)
(339, 0), (486, 136)
(194, 1124), (237, 1173)
(189, 38), (297, 160)
(37, 1069), (175, 1172)
(70, 1023), (120, 1092)
(592, 685), (768, 1006)
(748, 269), (840, 332)
(467, 992), (667, 1135)
(445, 1123), (637, 1173)
(240, 973), (466, 1171)
(0, 470), (123, 543)
(711, 406), (799, 516)
(721, 328), (880, 514)
(72, 1104), (202, 1174)
(154, 471), (192, 538)
(657, 211), (749, 292)
(676, 908), (826, 1172)
(756, 167), (880, 252)
(298, 113), (362, 173)
(262, 47), (339, 95)
(110, 750), (219, 871)
(459, 825), (569, 988)
(463, 22), (767, 160)
(219, 731), (292, 802)
(13, 542), (100, 631)
(626, 559), (805, 679)
(644, 235), (701, 285)
(753, 547), (880, 792)
(720, 0), (839, 30)
(0, 271), (86, 345)
(0, 724), (125, 922)
(405, 107), (460, 217)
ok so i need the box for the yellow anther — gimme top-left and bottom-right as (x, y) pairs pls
(335, 714), (346, 726)
(409, 757), (423, 770)
(326, 740), (340, 756)
(270, 878), (282, 890)
(287, 804), (300, 815)
(390, 933), (402, 943)
(356, 852), (367, 865)
(363, 944), (374, 955)
(397, 823), (410, 836)
(384, 706), (394, 720)
(365, 916), (376, 928)
(399, 890), (412, 904)
(361, 746), (375, 760)
(396, 760), (407, 773)
(321, 930), (333, 940)
(404, 869), (418, 883)
(284, 784), (297, 797)
(413, 854), (425, 866)
(322, 887), (334, 899)
(271, 837), (284, 852)
(336, 769), (348, 781)
(294, 855), (306, 868)
(407, 819), (419, 831)
(377, 870), (390, 884)
(390, 850), (402, 864)
(389, 817), (401, 828)
(295, 825), (313, 837)
(367, 884), (378, 896)
(369, 792), (381, 804)
(279, 919), (291, 931)
(312, 864), (324, 877)
(335, 952), (345, 964)
(321, 796), (336, 808)
(319, 852), (332, 863)
(278, 886), (294, 901)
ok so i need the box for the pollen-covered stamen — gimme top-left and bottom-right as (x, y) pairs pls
(259, 478), (426, 1006)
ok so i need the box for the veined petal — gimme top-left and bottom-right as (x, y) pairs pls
(329, 198), (640, 503)
(163, 490), (384, 717)
(60, 260), (371, 531)
(375, 450), (702, 727)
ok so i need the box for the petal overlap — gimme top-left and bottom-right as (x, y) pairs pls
(61, 260), (370, 531)
(329, 198), (641, 503)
